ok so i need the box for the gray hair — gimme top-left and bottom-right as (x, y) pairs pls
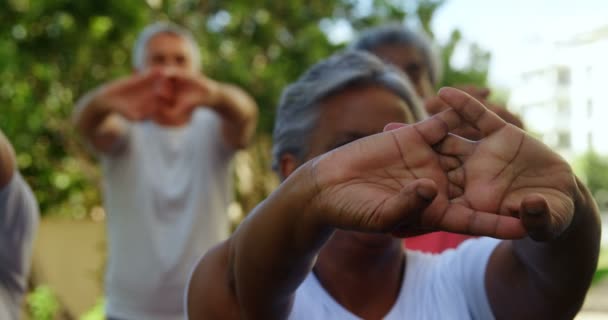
(132, 22), (201, 71)
(272, 50), (426, 173)
(352, 24), (442, 87)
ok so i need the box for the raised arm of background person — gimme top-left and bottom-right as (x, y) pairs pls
(0, 129), (16, 188)
(72, 70), (162, 153)
(186, 109), (533, 319)
(167, 71), (258, 149)
(434, 87), (601, 319)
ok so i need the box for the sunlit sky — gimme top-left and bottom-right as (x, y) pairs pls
(431, 0), (608, 88)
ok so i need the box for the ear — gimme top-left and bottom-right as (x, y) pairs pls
(279, 153), (300, 180)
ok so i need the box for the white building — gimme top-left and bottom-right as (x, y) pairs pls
(510, 26), (608, 162)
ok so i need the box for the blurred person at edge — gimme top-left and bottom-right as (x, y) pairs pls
(0, 129), (39, 320)
(73, 22), (258, 320)
(353, 24), (525, 253)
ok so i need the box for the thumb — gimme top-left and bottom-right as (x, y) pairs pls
(378, 179), (437, 233)
(520, 194), (555, 241)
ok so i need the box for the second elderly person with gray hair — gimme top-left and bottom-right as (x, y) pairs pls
(353, 24), (525, 253)
(74, 22), (258, 320)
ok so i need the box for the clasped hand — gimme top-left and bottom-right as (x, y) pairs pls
(98, 68), (219, 125)
(308, 87), (578, 241)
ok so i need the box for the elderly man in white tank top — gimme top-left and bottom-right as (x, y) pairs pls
(73, 22), (258, 320)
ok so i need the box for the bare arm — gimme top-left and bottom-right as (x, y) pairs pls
(188, 163), (334, 319)
(0, 129), (16, 188)
(433, 87), (601, 319)
(73, 89), (130, 154)
(209, 83), (258, 150)
(73, 71), (161, 153)
(487, 179), (600, 319)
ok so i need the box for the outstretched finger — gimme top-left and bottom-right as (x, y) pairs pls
(435, 133), (476, 157)
(410, 109), (463, 145)
(431, 203), (527, 239)
(424, 95), (451, 115)
(438, 87), (507, 137)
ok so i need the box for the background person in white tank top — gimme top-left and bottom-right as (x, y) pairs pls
(186, 51), (600, 319)
(73, 22), (258, 320)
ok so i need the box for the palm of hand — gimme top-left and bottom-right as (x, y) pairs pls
(309, 87), (578, 240)
(102, 70), (215, 124)
(103, 70), (163, 121)
(310, 115), (458, 235)
(444, 123), (576, 240)
(436, 88), (577, 240)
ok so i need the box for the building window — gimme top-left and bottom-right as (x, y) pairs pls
(558, 98), (569, 114)
(557, 68), (570, 85)
(557, 132), (571, 148)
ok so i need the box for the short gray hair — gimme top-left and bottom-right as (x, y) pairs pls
(272, 50), (426, 173)
(352, 24), (442, 87)
(132, 22), (201, 71)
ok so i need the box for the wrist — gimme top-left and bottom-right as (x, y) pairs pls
(279, 160), (333, 235)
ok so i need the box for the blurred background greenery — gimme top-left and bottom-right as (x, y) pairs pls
(1, 0), (606, 319)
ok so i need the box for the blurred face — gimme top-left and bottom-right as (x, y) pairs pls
(144, 32), (196, 73)
(142, 33), (197, 126)
(305, 85), (415, 159)
(303, 84), (416, 247)
(370, 44), (434, 99)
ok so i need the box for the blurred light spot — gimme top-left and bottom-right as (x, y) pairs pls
(17, 153), (32, 169)
(235, 152), (253, 194)
(90, 16), (113, 39)
(146, 0), (162, 9)
(227, 202), (243, 223)
(53, 173), (71, 190)
(8, 0), (29, 12)
(90, 206), (106, 222)
(207, 10), (231, 33)
(255, 9), (270, 25)
(12, 25), (27, 40)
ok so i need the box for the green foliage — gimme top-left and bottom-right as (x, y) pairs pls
(439, 29), (491, 88)
(79, 299), (105, 320)
(575, 151), (608, 194)
(0, 0), (490, 217)
(27, 285), (60, 320)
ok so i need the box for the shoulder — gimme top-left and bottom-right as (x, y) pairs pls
(0, 173), (38, 211)
(0, 172), (39, 237)
(186, 241), (240, 320)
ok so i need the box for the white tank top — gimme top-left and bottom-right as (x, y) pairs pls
(289, 237), (499, 320)
(101, 109), (234, 320)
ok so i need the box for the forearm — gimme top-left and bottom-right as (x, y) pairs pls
(73, 89), (126, 153)
(209, 83), (258, 149)
(0, 130), (16, 188)
(231, 162), (332, 318)
(511, 177), (601, 315)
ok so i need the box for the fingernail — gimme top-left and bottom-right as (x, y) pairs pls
(525, 207), (544, 216)
(416, 185), (437, 201)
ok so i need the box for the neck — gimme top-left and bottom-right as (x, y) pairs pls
(314, 231), (405, 319)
